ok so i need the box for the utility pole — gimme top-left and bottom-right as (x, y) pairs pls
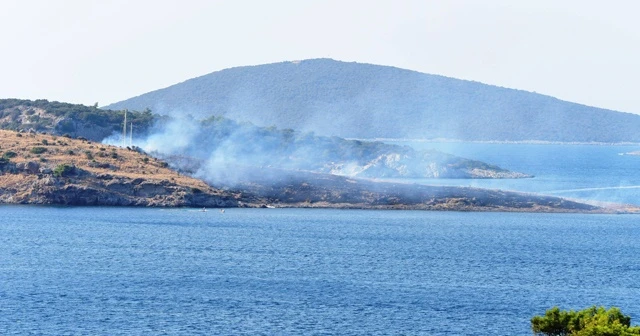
(129, 122), (133, 147)
(122, 110), (127, 147)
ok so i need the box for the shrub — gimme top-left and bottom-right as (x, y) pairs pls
(84, 151), (93, 160)
(53, 164), (74, 177)
(3, 151), (18, 159)
(41, 139), (49, 145)
(30, 147), (47, 154)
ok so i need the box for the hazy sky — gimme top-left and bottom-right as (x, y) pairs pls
(2, 0), (639, 113)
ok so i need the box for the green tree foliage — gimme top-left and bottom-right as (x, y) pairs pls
(532, 306), (640, 336)
(53, 164), (75, 177)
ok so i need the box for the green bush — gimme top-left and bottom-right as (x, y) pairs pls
(532, 306), (640, 336)
(30, 146), (47, 154)
(2, 151), (17, 159)
(53, 164), (74, 177)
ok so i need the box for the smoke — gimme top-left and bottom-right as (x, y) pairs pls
(100, 113), (521, 190)
(141, 116), (200, 155)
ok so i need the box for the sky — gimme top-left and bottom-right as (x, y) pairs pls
(1, 0), (640, 114)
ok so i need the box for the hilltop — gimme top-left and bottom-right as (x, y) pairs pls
(105, 58), (640, 143)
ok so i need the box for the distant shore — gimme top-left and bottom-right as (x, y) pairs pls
(354, 138), (640, 146)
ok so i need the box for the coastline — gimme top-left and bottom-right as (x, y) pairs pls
(353, 138), (640, 146)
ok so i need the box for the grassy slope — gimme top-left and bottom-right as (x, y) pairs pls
(0, 130), (252, 206)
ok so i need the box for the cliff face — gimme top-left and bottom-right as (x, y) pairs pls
(0, 130), (257, 207)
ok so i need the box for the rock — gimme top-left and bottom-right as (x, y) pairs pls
(16, 161), (40, 174)
(134, 182), (168, 197)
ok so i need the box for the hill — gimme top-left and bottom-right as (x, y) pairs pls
(0, 130), (253, 207)
(105, 58), (640, 143)
(0, 98), (154, 141)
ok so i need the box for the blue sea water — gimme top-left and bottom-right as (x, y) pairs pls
(1, 206), (639, 335)
(2, 144), (640, 335)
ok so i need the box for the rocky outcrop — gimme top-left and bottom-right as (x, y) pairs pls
(323, 152), (532, 179)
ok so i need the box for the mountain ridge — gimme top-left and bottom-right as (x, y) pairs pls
(105, 58), (640, 143)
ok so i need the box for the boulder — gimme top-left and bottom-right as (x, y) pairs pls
(16, 161), (40, 174)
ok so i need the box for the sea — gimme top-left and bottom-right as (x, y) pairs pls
(1, 143), (640, 335)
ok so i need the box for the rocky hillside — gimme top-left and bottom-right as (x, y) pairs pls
(105, 58), (640, 143)
(151, 116), (531, 180)
(0, 99), (153, 141)
(0, 130), (258, 207)
(0, 129), (631, 213)
(0, 100), (531, 180)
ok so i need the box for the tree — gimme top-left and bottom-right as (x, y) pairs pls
(532, 306), (640, 336)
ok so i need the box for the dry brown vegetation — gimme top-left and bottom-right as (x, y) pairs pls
(0, 130), (216, 193)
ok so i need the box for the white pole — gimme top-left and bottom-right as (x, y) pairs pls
(122, 110), (127, 147)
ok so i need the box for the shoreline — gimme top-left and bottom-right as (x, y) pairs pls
(1, 201), (638, 214)
(349, 138), (640, 146)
